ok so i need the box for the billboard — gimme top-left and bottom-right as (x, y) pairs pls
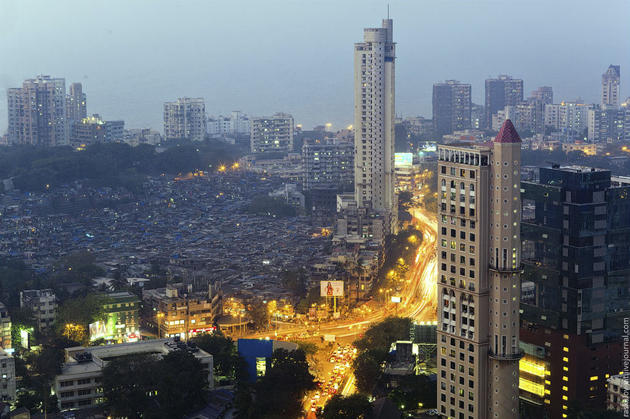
(395, 153), (413, 168)
(391, 296), (402, 303)
(89, 320), (107, 341)
(320, 280), (344, 297)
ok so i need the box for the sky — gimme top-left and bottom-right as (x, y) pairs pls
(0, 0), (628, 132)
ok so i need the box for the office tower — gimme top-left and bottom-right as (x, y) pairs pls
(519, 166), (630, 418)
(302, 138), (354, 192)
(529, 86), (553, 105)
(250, 113), (294, 154)
(433, 80), (472, 138)
(601, 65), (620, 108)
(66, 82), (87, 126)
(437, 119), (522, 419)
(485, 75), (524, 129)
(163, 97), (207, 140)
(353, 18), (397, 234)
(7, 75), (68, 146)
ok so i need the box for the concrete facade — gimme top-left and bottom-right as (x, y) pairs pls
(436, 119), (522, 419)
(353, 18), (397, 234)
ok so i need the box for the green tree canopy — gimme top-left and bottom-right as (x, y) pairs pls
(323, 394), (372, 419)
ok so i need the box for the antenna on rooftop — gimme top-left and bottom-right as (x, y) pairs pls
(387, 4), (390, 19)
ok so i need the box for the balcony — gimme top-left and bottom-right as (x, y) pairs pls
(488, 350), (524, 361)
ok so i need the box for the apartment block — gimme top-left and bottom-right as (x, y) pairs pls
(250, 113), (294, 154)
(163, 97), (207, 140)
(437, 119), (522, 419)
(20, 289), (57, 332)
(7, 75), (68, 146)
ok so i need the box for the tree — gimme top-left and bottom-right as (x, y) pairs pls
(248, 299), (269, 330)
(323, 394), (372, 419)
(55, 294), (106, 343)
(192, 330), (238, 380)
(154, 350), (208, 417)
(354, 317), (411, 353)
(352, 350), (382, 394)
(102, 354), (158, 418)
(253, 349), (316, 419)
(102, 351), (208, 419)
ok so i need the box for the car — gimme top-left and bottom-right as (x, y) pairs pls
(427, 409), (439, 416)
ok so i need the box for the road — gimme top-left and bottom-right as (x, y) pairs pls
(244, 205), (438, 343)
(238, 206), (438, 418)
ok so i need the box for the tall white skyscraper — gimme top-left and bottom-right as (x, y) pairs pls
(601, 65), (620, 109)
(353, 18), (397, 234)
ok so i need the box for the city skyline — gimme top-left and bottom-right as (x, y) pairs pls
(1, 0), (628, 132)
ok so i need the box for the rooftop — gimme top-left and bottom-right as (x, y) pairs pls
(494, 119), (521, 144)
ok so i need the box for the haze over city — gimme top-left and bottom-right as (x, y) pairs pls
(1, 0), (628, 130)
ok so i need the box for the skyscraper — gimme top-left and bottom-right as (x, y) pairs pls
(601, 65), (620, 109)
(353, 18), (397, 234)
(163, 97), (207, 141)
(432, 80), (472, 139)
(519, 166), (630, 417)
(437, 119), (522, 419)
(7, 75), (68, 146)
(485, 75), (524, 129)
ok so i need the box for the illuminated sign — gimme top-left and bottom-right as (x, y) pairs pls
(256, 357), (267, 377)
(320, 281), (344, 297)
(391, 296), (402, 303)
(89, 321), (107, 341)
(395, 153), (413, 168)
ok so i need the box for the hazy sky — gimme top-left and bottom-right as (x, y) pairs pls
(1, 0), (628, 132)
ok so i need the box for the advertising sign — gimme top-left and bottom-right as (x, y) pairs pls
(391, 296), (402, 303)
(395, 153), (413, 168)
(89, 320), (107, 340)
(320, 280), (344, 297)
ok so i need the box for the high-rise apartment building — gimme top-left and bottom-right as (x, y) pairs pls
(437, 119), (522, 419)
(7, 75), (68, 146)
(302, 138), (354, 192)
(544, 101), (593, 138)
(519, 166), (630, 418)
(66, 82), (87, 127)
(587, 107), (628, 142)
(433, 80), (472, 138)
(250, 113), (294, 154)
(485, 75), (524, 129)
(353, 18), (397, 234)
(529, 87), (553, 105)
(163, 97), (207, 141)
(601, 65), (620, 109)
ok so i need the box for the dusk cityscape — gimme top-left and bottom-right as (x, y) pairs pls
(0, 1), (628, 419)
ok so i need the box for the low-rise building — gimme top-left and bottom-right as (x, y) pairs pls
(0, 304), (11, 350)
(19, 289), (57, 332)
(143, 284), (222, 340)
(54, 339), (214, 411)
(606, 374), (629, 413)
(0, 350), (15, 403)
(89, 292), (140, 343)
